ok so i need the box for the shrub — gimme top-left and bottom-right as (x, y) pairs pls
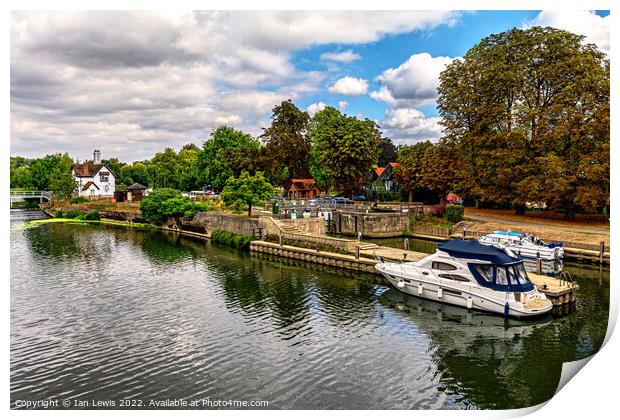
(140, 188), (183, 224)
(84, 210), (100, 220)
(445, 204), (464, 224)
(54, 210), (64, 218)
(70, 196), (88, 204)
(211, 229), (252, 250)
(63, 209), (84, 219)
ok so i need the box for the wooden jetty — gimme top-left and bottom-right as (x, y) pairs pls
(251, 240), (580, 307)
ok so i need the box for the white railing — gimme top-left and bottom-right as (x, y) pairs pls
(10, 190), (53, 202)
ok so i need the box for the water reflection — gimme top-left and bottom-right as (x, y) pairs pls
(11, 220), (610, 410)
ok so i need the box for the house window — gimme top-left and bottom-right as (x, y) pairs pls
(90, 189), (95, 195)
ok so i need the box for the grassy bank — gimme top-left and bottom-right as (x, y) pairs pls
(13, 217), (158, 232)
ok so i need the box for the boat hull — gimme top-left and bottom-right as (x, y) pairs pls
(376, 264), (553, 318)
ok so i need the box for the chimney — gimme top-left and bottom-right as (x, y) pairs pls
(93, 150), (101, 164)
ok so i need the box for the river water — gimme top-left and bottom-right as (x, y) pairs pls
(10, 211), (610, 409)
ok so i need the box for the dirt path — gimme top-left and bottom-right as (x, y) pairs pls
(464, 213), (610, 234)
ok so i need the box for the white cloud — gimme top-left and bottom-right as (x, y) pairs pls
(527, 10), (610, 55)
(320, 50), (361, 63)
(327, 76), (369, 96)
(338, 101), (349, 111)
(374, 52), (455, 107)
(369, 86), (396, 106)
(307, 102), (327, 116)
(10, 11), (461, 161)
(380, 108), (443, 144)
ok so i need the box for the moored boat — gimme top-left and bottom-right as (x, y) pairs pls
(479, 231), (563, 261)
(375, 239), (553, 318)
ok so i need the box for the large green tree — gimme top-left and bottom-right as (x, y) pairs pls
(377, 137), (398, 167)
(308, 107), (381, 196)
(221, 171), (274, 216)
(437, 26), (609, 218)
(197, 126), (261, 188)
(260, 100), (312, 185)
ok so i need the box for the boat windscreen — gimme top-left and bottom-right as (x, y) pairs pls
(468, 262), (535, 292)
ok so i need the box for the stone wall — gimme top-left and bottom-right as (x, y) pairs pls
(335, 211), (411, 238)
(190, 212), (260, 236)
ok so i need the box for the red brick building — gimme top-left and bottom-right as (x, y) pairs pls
(285, 179), (323, 200)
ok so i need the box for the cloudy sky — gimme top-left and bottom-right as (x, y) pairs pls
(10, 10), (610, 162)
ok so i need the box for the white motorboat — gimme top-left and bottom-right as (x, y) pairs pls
(479, 231), (564, 261)
(375, 239), (553, 318)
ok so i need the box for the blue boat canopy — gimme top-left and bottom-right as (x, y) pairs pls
(437, 239), (520, 265)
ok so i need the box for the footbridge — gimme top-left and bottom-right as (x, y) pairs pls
(10, 190), (53, 206)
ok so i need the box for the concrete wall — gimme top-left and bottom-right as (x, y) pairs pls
(190, 212), (260, 236)
(336, 211), (411, 238)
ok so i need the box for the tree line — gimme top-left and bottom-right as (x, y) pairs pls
(10, 27), (609, 219)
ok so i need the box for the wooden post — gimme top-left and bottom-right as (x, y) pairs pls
(355, 245), (360, 260)
(599, 241), (605, 264)
(536, 258), (542, 275)
(279, 234), (283, 246)
(358, 231), (362, 242)
(463, 228), (467, 239)
(404, 238), (409, 250)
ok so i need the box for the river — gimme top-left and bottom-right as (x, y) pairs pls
(10, 211), (610, 409)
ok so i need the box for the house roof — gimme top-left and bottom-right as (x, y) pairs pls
(127, 182), (147, 190)
(373, 167), (385, 177)
(72, 162), (105, 177)
(387, 162), (398, 167)
(286, 178), (321, 192)
(81, 181), (99, 191)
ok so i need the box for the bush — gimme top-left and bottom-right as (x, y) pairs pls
(70, 196), (88, 204)
(445, 204), (464, 224)
(211, 229), (252, 250)
(54, 210), (64, 218)
(84, 210), (100, 220)
(140, 188), (183, 224)
(63, 209), (84, 219)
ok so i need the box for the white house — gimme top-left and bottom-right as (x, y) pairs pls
(71, 150), (116, 197)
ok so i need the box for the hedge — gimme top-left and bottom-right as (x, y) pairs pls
(445, 204), (464, 224)
(211, 229), (252, 250)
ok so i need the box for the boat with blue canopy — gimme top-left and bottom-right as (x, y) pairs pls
(375, 239), (553, 318)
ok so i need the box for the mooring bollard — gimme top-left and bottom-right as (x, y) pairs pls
(536, 258), (542, 275)
(600, 241), (605, 264)
(463, 228), (467, 239)
(355, 245), (360, 260)
(404, 238), (409, 250)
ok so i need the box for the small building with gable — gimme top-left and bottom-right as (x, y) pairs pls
(285, 178), (323, 201)
(71, 150), (116, 197)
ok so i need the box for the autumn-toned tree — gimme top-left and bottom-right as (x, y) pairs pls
(419, 141), (459, 203)
(437, 26), (609, 218)
(394, 141), (434, 202)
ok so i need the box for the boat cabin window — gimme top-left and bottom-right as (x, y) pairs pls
(432, 262), (457, 271)
(514, 264), (531, 285)
(438, 273), (469, 282)
(496, 267), (509, 285)
(474, 266), (493, 283)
